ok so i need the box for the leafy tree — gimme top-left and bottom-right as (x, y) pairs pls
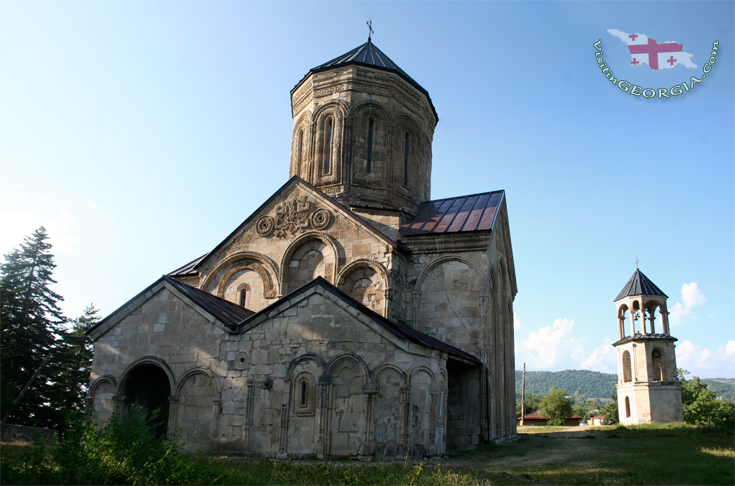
(679, 369), (735, 428)
(516, 393), (542, 417)
(539, 386), (574, 425)
(1, 226), (66, 428)
(600, 393), (619, 425)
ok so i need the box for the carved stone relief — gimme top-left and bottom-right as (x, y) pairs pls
(256, 196), (332, 238)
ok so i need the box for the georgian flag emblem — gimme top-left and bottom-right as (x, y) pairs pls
(608, 29), (697, 70)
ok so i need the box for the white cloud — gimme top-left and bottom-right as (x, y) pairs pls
(677, 340), (735, 378)
(681, 282), (706, 308)
(514, 313), (521, 330)
(669, 282), (706, 326)
(581, 337), (617, 374)
(520, 318), (586, 370)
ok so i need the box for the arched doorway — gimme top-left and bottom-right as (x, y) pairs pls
(122, 364), (171, 437)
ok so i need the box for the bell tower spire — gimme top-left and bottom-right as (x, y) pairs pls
(612, 269), (683, 424)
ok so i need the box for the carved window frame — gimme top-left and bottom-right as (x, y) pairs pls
(293, 371), (316, 416)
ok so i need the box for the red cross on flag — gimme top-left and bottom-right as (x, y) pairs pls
(608, 29), (697, 70)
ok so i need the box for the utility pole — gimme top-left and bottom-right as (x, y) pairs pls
(520, 362), (526, 426)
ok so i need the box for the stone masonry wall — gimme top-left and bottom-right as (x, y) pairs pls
(89, 281), (460, 458)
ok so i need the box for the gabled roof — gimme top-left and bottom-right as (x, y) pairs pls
(521, 410), (582, 420)
(236, 276), (480, 364)
(400, 190), (504, 237)
(87, 275), (253, 339)
(163, 276), (253, 326)
(168, 254), (207, 277)
(192, 176), (407, 273)
(292, 40), (438, 123)
(615, 269), (668, 301)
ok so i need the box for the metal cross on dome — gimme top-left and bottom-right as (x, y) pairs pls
(367, 20), (374, 41)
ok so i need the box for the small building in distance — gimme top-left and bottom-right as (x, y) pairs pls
(588, 415), (605, 426)
(516, 410), (582, 427)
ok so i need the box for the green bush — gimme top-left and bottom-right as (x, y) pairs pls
(680, 370), (735, 429)
(539, 386), (573, 425)
(1, 406), (191, 485)
(600, 393), (619, 425)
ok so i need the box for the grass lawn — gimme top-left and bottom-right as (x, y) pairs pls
(455, 423), (734, 485)
(2, 423), (733, 485)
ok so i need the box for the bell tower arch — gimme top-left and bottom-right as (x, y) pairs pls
(289, 39), (438, 216)
(612, 269), (684, 424)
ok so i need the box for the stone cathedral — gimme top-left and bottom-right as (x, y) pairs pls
(87, 39), (518, 459)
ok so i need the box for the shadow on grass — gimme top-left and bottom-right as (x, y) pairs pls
(455, 423), (734, 485)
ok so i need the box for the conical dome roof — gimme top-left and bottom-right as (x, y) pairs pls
(292, 40), (437, 121)
(614, 269), (668, 301)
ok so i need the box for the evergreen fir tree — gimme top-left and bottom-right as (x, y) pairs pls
(0, 226), (66, 428)
(56, 305), (99, 415)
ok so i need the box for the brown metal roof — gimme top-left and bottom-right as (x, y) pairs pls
(521, 410), (582, 420)
(163, 276), (253, 328)
(237, 277), (480, 364)
(87, 275), (254, 337)
(400, 190), (504, 237)
(168, 254), (207, 277)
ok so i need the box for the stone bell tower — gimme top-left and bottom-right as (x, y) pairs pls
(288, 39), (438, 217)
(612, 269), (684, 424)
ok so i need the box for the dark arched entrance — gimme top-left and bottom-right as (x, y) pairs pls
(122, 364), (171, 437)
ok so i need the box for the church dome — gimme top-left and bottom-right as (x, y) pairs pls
(288, 40), (438, 215)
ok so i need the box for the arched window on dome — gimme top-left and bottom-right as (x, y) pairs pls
(324, 118), (333, 174)
(403, 131), (410, 187)
(297, 129), (304, 175)
(366, 117), (374, 174)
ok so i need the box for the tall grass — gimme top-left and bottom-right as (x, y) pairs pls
(2, 416), (732, 485)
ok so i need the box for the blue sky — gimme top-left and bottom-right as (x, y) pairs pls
(1, 1), (733, 378)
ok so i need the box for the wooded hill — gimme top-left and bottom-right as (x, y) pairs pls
(514, 370), (735, 402)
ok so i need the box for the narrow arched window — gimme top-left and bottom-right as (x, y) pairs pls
(293, 372), (315, 416)
(622, 350), (632, 383)
(366, 118), (374, 173)
(403, 131), (409, 186)
(300, 379), (307, 407)
(297, 129), (304, 171)
(625, 396), (631, 417)
(652, 349), (663, 381)
(239, 289), (247, 308)
(324, 118), (333, 174)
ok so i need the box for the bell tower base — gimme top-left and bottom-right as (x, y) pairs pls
(616, 381), (684, 425)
